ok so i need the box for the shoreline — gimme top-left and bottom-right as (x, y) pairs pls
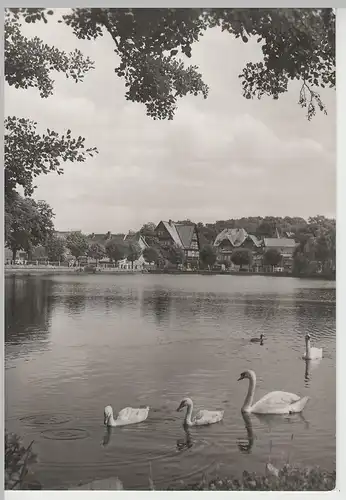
(4, 267), (335, 280)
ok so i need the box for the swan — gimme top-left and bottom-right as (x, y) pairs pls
(238, 369), (309, 414)
(302, 334), (323, 360)
(176, 397), (224, 426)
(250, 334), (264, 344)
(104, 405), (149, 427)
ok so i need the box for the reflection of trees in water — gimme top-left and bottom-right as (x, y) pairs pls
(64, 295), (87, 315)
(294, 289), (336, 340)
(63, 286), (140, 315)
(141, 289), (172, 324)
(244, 294), (280, 321)
(5, 276), (54, 346)
(62, 283), (88, 315)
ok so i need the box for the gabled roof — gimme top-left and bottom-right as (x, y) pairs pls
(124, 232), (137, 242)
(214, 228), (262, 248)
(247, 234), (262, 248)
(160, 221), (184, 248)
(264, 238), (297, 248)
(175, 224), (195, 249)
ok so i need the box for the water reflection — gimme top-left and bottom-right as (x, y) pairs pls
(255, 411), (310, 431)
(102, 426), (113, 448)
(304, 359), (322, 387)
(176, 425), (193, 452)
(295, 289), (336, 325)
(141, 289), (172, 325)
(244, 295), (280, 321)
(5, 277), (54, 354)
(5, 275), (335, 489)
(237, 410), (310, 455)
(64, 295), (87, 315)
(237, 412), (254, 453)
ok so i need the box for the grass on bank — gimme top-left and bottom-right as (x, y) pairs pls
(5, 432), (335, 491)
(167, 466), (336, 491)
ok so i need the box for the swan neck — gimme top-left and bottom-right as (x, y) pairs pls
(107, 412), (117, 427)
(184, 401), (193, 425)
(242, 373), (256, 411)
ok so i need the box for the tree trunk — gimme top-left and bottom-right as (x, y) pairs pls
(12, 249), (17, 261)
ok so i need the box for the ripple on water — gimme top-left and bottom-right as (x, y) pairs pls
(20, 414), (72, 426)
(41, 428), (90, 441)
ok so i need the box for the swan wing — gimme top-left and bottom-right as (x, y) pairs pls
(251, 391), (302, 414)
(117, 406), (149, 423)
(194, 409), (224, 426)
(311, 347), (323, 359)
(303, 347), (323, 360)
(288, 396), (309, 413)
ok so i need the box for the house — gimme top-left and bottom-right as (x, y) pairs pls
(155, 220), (200, 266)
(263, 237), (298, 271)
(213, 228), (262, 268)
(118, 231), (152, 269)
(123, 232), (149, 251)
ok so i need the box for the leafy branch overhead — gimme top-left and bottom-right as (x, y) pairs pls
(5, 10), (95, 98)
(5, 116), (98, 198)
(7, 7), (335, 120)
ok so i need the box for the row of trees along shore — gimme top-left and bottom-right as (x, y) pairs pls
(4, 8), (335, 277)
(6, 213), (336, 277)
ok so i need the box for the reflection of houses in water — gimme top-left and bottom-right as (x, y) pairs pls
(140, 289), (173, 324)
(5, 276), (54, 353)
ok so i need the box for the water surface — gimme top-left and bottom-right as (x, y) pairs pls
(5, 274), (336, 489)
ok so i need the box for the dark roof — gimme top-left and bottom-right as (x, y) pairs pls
(175, 224), (195, 249)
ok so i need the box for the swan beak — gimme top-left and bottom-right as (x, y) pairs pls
(237, 376), (243, 381)
(176, 403), (184, 412)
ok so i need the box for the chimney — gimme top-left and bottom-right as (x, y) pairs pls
(169, 219), (173, 225)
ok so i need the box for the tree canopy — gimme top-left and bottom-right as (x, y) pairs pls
(199, 244), (217, 268)
(231, 248), (253, 269)
(143, 246), (161, 264)
(6, 194), (55, 260)
(263, 248), (282, 268)
(105, 239), (127, 263)
(45, 234), (66, 262)
(127, 242), (142, 267)
(65, 231), (89, 260)
(6, 7), (335, 121)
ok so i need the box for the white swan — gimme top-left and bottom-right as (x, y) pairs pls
(302, 334), (323, 360)
(104, 405), (149, 427)
(176, 397), (224, 426)
(238, 369), (309, 415)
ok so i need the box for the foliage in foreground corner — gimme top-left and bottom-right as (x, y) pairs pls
(5, 432), (38, 490)
(168, 465), (336, 491)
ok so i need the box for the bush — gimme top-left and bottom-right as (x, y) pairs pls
(168, 465), (336, 491)
(5, 432), (38, 490)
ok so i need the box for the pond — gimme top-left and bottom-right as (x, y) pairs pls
(5, 274), (336, 490)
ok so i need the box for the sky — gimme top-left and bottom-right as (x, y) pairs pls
(5, 10), (336, 234)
